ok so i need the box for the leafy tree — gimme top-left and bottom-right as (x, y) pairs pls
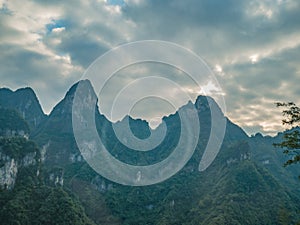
(274, 102), (300, 167)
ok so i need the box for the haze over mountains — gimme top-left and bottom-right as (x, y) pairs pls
(0, 81), (299, 225)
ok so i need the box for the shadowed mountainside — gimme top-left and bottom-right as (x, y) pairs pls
(0, 81), (299, 225)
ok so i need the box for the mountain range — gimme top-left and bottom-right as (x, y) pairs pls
(0, 81), (299, 225)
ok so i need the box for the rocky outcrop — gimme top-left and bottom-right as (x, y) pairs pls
(0, 152), (37, 190)
(0, 157), (17, 190)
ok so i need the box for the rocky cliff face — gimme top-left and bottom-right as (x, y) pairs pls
(0, 155), (17, 190)
(31, 80), (102, 166)
(0, 151), (37, 190)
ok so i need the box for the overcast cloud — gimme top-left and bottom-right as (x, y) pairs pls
(0, 0), (299, 135)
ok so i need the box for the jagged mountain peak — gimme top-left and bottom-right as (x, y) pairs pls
(0, 87), (13, 94)
(116, 115), (154, 129)
(1, 82), (300, 225)
(15, 86), (35, 94)
(49, 79), (96, 116)
(66, 79), (94, 97)
(49, 80), (224, 129)
(0, 87), (46, 131)
(49, 80), (96, 117)
(0, 86), (40, 103)
(195, 95), (224, 115)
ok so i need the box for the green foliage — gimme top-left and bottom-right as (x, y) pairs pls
(69, 178), (120, 225)
(274, 102), (300, 166)
(1, 86), (300, 224)
(276, 102), (300, 125)
(0, 186), (95, 225)
(274, 130), (300, 166)
(90, 141), (300, 225)
(36, 187), (95, 225)
(0, 108), (30, 135)
(278, 207), (292, 225)
(0, 137), (39, 160)
(0, 136), (95, 225)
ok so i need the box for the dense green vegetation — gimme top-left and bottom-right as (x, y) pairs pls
(0, 108), (29, 135)
(0, 186), (95, 225)
(99, 142), (300, 225)
(275, 102), (300, 167)
(0, 137), (95, 225)
(0, 137), (39, 160)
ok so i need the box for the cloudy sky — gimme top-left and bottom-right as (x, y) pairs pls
(0, 0), (300, 136)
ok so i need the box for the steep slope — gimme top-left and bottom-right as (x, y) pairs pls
(186, 141), (299, 225)
(0, 104), (39, 190)
(33, 80), (249, 167)
(0, 137), (40, 190)
(249, 131), (300, 195)
(1, 81), (299, 224)
(101, 141), (300, 225)
(0, 108), (30, 137)
(0, 87), (46, 131)
(32, 80), (105, 167)
(0, 109), (98, 225)
(31, 80), (299, 224)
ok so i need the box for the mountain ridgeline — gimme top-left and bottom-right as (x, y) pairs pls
(0, 87), (46, 130)
(0, 81), (299, 225)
